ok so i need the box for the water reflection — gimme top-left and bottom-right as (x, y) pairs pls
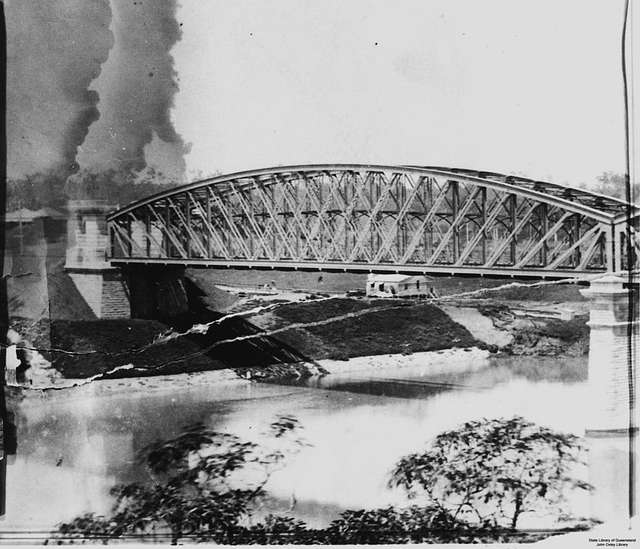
(4, 356), (589, 532)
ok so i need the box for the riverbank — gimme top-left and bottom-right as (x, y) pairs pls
(469, 302), (589, 357)
(233, 347), (490, 382)
(10, 346), (491, 396)
(8, 366), (249, 398)
(8, 286), (590, 387)
(10, 296), (487, 384)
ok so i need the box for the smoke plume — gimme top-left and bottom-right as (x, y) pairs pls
(76, 0), (188, 181)
(6, 0), (114, 179)
(6, 0), (187, 183)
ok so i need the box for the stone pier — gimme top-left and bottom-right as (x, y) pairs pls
(65, 201), (131, 319)
(580, 274), (640, 524)
(64, 201), (189, 320)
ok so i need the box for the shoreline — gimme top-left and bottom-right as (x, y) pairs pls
(317, 347), (490, 376)
(10, 346), (490, 402)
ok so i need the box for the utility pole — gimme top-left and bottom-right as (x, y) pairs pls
(621, 0), (638, 529)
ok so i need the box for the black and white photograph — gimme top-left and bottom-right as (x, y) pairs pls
(1, 0), (639, 545)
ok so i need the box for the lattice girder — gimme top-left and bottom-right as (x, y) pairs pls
(107, 164), (640, 278)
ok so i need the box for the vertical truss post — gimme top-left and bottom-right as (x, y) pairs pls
(509, 194), (517, 265)
(126, 218), (132, 257)
(425, 178), (433, 260)
(350, 172), (356, 257)
(145, 210), (151, 257)
(370, 173), (381, 255)
(317, 177), (324, 250)
(480, 187), (487, 263)
(164, 201), (171, 257)
(185, 196), (191, 258)
(109, 223), (115, 258)
(274, 182), (284, 258)
(398, 177), (407, 256)
(598, 224), (606, 268)
(540, 203), (548, 266)
(272, 184), (279, 257)
(606, 224), (615, 272)
(574, 215), (582, 267)
(206, 197), (212, 257)
(615, 226), (625, 272)
(293, 182), (300, 258)
(246, 188), (254, 259)
(264, 184), (273, 256)
(298, 180), (304, 258)
(451, 181), (460, 261)
(374, 173), (381, 256)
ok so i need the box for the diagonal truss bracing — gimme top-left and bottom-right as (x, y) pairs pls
(107, 164), (640, 278)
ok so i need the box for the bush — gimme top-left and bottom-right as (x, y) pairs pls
(55, 416), (309, 544)
(324, 505), (488, 544)
(54, 417), (592, 544)
(534, 316), (589, 343)
(241, 515), (320, 544)
(390, 416), (592, 530)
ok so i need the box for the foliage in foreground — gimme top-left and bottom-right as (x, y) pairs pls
(58, 416), (309, 544)
(55, 416), (594, 544)
(390, 416), (592, 530)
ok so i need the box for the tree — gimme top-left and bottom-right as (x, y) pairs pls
(64, 167), (178, 206)
(389, 416), (591, 530)
(582, 171), (639, 202)
(6, 166), (180, 213)
(7, 169), (68, 210)
(55, 416), (593, 544)
(57, 416), (309, 544)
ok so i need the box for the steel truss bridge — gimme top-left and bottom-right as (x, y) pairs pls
(107, 164), (640, 279)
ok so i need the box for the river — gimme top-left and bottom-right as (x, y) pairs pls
(1, 354), (590, 534)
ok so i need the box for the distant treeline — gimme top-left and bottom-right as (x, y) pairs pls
(579, 171), (639, 202)
(6, 167), (179, 211)
(6, 169), (638, 213)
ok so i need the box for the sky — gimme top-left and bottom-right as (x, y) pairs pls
(171, 0), (631, 188)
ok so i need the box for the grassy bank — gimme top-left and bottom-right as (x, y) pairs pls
(248, 297), (484, 361)
(35, 312), (310, 379)
(18, 297), (483, 380)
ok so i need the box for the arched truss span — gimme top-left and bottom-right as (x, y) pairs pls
(107, 164), (640, 279)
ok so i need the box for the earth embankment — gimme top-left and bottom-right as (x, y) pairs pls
(13, 297), (484, 381)
(8, 269), (590, 383)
